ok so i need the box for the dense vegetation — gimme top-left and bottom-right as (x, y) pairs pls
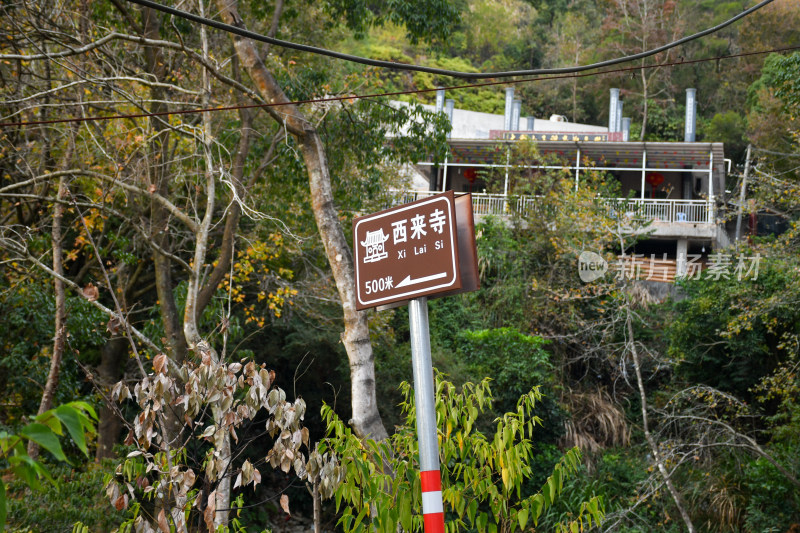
(1, 0), (799, 531)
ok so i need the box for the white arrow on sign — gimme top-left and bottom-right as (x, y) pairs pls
(395, 272), (447, 289)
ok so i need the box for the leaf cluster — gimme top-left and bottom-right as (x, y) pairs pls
(0, 402), (97, 532)
(321, 374), (603, 532)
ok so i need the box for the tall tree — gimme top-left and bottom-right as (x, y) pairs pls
(602, 0), (684, 139)
(544, 11), (599, 122)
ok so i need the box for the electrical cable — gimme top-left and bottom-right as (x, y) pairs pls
(1, 44), (799, 129)
(124, 0), (775, 79)
(751, 147), (800, 158)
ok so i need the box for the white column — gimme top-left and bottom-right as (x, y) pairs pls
(676, 239), (688, 277)
(609, 88), (620, 132)
(574, 148), (581, 191)
(640, 149), (647, 200)
(441, 156), (449, 192)
(708, 150), (714, 223)
(503, 147), (510, 197)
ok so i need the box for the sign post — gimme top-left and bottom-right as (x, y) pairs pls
(409, 297), (445, 533)
(353, 191), (478, 532)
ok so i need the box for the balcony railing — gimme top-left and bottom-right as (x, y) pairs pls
(606, 198), (711, 224)
(389, 191), (712, 224)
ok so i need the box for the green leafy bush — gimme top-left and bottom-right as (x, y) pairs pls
(6, 463), (124, 533)
(743, 453), (800, 532)
(0, 402), (97, 532)
(321, 374), (603, 532)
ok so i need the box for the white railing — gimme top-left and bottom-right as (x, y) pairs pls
(472, 194), (510, 216)
(389, 190), (711, 224)
(604, 198), (710, 224)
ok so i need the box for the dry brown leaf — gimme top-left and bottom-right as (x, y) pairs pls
(114, 494), (127, 511)
(204, 490), (217, 532)
(280, 494), (290, 516)
(106, 316), (122, 334)
(82, 282), (99, 301)
(157, 509), (170, 533)
(153, 353), (167, 374)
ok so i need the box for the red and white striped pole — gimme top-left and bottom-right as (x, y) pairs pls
(420, 470), (445, 532)
(409, 297), (446, 533)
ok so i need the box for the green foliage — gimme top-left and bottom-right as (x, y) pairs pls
(6, 463), (124, 533)
(0, 402), (97, 532)
(749, 52), (800, 112)
(669, 258), (799, 402)
(321, 375), (604, 532)
(470, 142), (628, 347)
(322, 0), (463, 44)
(631, 101), (684, 142)
(454, 328), (558, 425)
(0, 280), (104, 422)
(743, 454), (800, 532)
(745, 51), (800, 161)
(703, 110), (748, 163)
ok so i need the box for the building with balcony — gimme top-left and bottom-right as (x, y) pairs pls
(392, 88), (730, 281)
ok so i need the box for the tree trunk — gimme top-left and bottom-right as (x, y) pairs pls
(95, 337), (129, 460)
(312, 479), (321, 532)
(28, 175), (68, 460)
(195, 107), (252, 316)
(141, 5), (188, 366)
(214, 0), (388, 441)
(639, 64), (648, 141)
(626, 313), (695, 533)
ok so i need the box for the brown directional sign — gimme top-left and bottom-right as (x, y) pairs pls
(354, 190), (461, 310)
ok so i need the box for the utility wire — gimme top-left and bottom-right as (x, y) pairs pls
(751, 147), (800, 158)
(126, 0), (775, 79)
(2, 44), (799, 129)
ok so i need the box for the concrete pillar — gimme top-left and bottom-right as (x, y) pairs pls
(616, 99), (623, 133)
(684, 88), (697, 142)
(622, 117), (631, 141)
(431, 87), (445, 192)
(445, 98), (454, 139)
(676, 239), (688, 277)
(504, 87), (515, 131)
(526, 116), (535, 131)
(609, 88), (620, 132)
(435, 87), (445, 114)
(511, 100), (521, 131)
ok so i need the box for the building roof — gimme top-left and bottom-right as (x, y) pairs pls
(391, 100), (607, 139)
(445, 139), (725, 174)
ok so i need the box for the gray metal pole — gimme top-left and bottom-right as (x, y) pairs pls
(511, 99), (521, 131)
(431, 88), (446, 192)
(504, 87), (515, 131)
(435, 87), (445, 114)
(609, 88), (620, 132)
(409, 297), (445, 532)
(684, 88), (697, 142)
(734, 144), (752, 246)
(445, 99), (455, 139)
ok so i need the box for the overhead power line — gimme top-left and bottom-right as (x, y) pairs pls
(125, 0), (775, 79)
(1, 44), (799, 129)
(751, 147), (800, 158)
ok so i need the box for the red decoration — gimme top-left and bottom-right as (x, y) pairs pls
(645, 172), (665, 198)
(463, 168), (478, 184)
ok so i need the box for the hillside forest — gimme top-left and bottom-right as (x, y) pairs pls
(1, 0), (799, 532)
